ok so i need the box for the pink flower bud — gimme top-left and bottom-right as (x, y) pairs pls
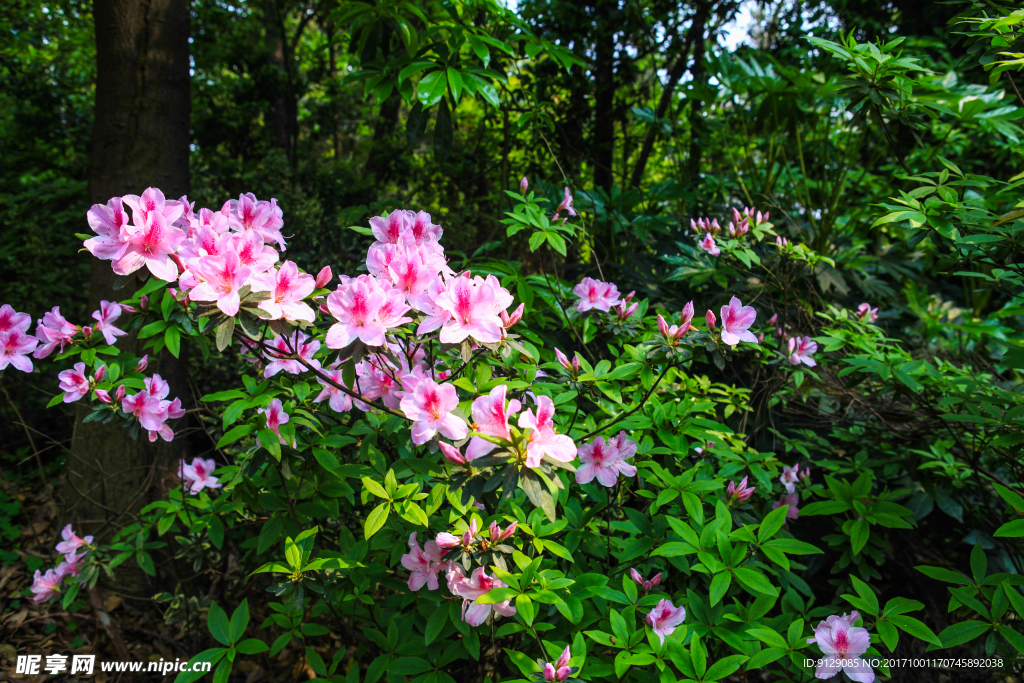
(711, 218), (721, 233)
(543, 664), (557, 682)
(624, 290), (635, 304)
(93, 365), (106, 381)
(168, 287), (178, 298)
(489, 521), (500, 540)
(319, 303), (330, 315)
(657, 313), (669, 338)
(82, 326), (93, 337)
(119, 303), (138, 314)
(94, 389), (112, 404)
(438, 441), (466, 466)
(768, 313), (778, 325)
(650, 572), (663, 587)
(705, 310), (716, 330)
(435, 532), (461, 548)
(571, 354), (581, 373)
(520, 177), (529, 193)
(315, 266), (332, 289)
(756, 211), (764, 225)
(501, 521), (517, 540)
(629, 568), (644, 585)
(764, 211), (769, 221)
(136, 355), (148, 373)
(115, 385), (126, 402)
(555, 645), (571, 669)
(690, 218), (698, 232)
(139, 295), (150, 311)
(758, 332), (764, 343)
(554, 348), (572, 372)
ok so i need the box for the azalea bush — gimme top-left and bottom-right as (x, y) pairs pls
(6, 158), (1024, 683)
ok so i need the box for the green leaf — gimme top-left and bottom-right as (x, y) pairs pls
(709, 572), (732, 606)
(164, 326), (181, 358)
(208, 602), (231, 646)
(228, 599), (250, 644)
(890, 614), (942, 646)
(364, 502), (390, 538)
(915, 565), (971, 585)
(704, 655), (748, 681)
(446, 68), (463, 104)
(732, 568), (778, 596)
(433, 98), (453, 163)
(217, 424), (255, 449)
(758, 505), (789, 542)
(505, 649), (542, 675)
(994, 519), (1024, 537)
(849, 518), (870, 555)
(937, 620), (989, 648)
(236, 638), (269, 655)
(417, 70), (448, 108)
(424, 605), (448, 645)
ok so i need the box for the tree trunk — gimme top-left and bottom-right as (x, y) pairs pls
(592, 0), (616, 193)
(264, 0), (297, 166)
(65, 0), (190, 550)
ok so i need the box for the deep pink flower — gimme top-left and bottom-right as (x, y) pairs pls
(0, 329), (39, 372)
(518, 396), (576, 468)
(408, 277), (452, 335)
(388, 251), (437, 296)
(857, 303), (879, 323)
(225, 193), (286, 250)
(369, 210), (412, 245)
(91, 300), (127, 346)
(253, 261), (316, 322)
(629, 568), (663, 593)
(572, 277), (621, 313)
(178, 457), (221, 495)
(447, 565), (516, 626)
(258, 398), (294, 447)
(400, 378), (468, 446)
(645, 599), (686, 644)
(58, 362), (90, 403)
(788, 336), (817, 366)
(313, 367), (353, 413)
(727, 476), (756, 502)
(401, 532), (446, 591)
(0, 304), (32, 335)
(113, 209), (186, 281)
(315, 266), (332, 289)
(189, 250), (252, 317)
(720, 296), (758, 346)
(438, 441), (467, 465)
(699, 233), (720, 256)
(464, 385), (522, 460)
(55, 524), (94, 554)
(122, 389), (172, 442)
(30, 568), (63, 604)
(541, 646), (572, 681)
(263, 331), (321, 378)
(773, 492), (800, 521)
(436, 276), (507, 344)
(576, 436), (636, 487)
(806, 612), (874, 682)
(325, 276), (388, 348)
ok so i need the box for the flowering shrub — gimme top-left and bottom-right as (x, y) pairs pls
(6, 180), (1024, 683)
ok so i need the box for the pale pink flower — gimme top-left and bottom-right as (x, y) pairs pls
(857, 303), (879, 323)
(263, 331), (321, 378)
(629, 568), (663, 593)
(773, 492), (800, 521)
(188, 250), (252, 316)
(122, 187), (185, 225)
(464, 385), (521, 461)
(576, 436), (636, 487)
(58, 362), (90, 403)
(409, 211), (443, 243)
(178, 457), (221, 495)
(401, 532), (447, 591)
(225, 193), (286, 250)
(518, 396), (576, 468)
(122, 389), (173, 442)
(645, 599), (686, 644)
(447, 565), (516, 626)
(699, 233), (720, 256)
(719, 296), (758, 346)
(788, 336), (817, 366)
(91, 300), (128, 346)
(780, 465), (801, 494)
(0, 304), (32, 335)
(573, 277), (621, 313)
(389, 250), (437, 296)
(30, 568), (63, 604)
(0, 329), (39, 372)
(55, 524), (94, 554)
(375, 286), (413, 329)
(408, 277), (453, 335)
(325, 276), (388, 348)
(542, 646), (572, 681)
(228, 229), (279, 275)
(436, 276), (506, 344)
(113, 209), (186, 281)
(727, 476), (756, 502)
(313, 367), (353, 413)
(369, 210), (412, 245)
(253, 261), (316, 322)
(806, 612), (874, 682)
(56, 548), (85, 579)
(553, 187), (578, 219)
(400, 378), (468, 446)
(258, 398), (294, 447)
(84, 197), (130, 260)
(608, 431), (638, 460)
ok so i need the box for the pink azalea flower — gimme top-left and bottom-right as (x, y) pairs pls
(225, 193), (286, 250)
(113, 209), (186, 281)
(719, 296), (758, 346)
(399, 378), (468, 446)
(447, 565), (517, 626)
(229, 229), (279, 275)
(464, 385), (522, 461)
(55, 524), (94, 554)
(705, 309), (716, 330)
(313, 367), (353, 413)
(375, 285), (413, 329)
(178, 457), (221, 495)
(773, 492), (800, 521)
(788, 336), (817, 366)
(263, 331), (321, 377)
(388, 251), (437, 296)
(408, 277), (452, 335)
(122, 187), (185, 226)
(30, 568), (63, 604)
(136, 355), (149, 372)
(780, 465), (801, 494)
(572, 277), (621, 313)
(645, 599), (686, 644)
(0, 329), (39, 372)
(188, 250), (252, 317)
(56, 548), (85, 579)
(857, 303), (879, 323)
(542, 646), (572, 681)
(0, 304), (32, 335)
(554, 348), (580, 374)
(436, 519), (478, 551)
(500, 303), (525, 330)
(629, 568), (663, 593)
(727, 476), (756, 502)
(553, 187), (578, 219)
(699, 233), (720, 256)
(254, 261), (316, 322)
(84, 197), (130, 260)
(258, 398), (294, 447)
(325, 276), (388, 348)
(608, 431), (638, 459)
(806, 612), (874, 682)
(91, 300), (128, 346)
(575, 436), (636, 487)
(400, 532), (446, 591)
(518, 396), (576, 468)
(355, 358), (405, 411)
(369, 210), (412, 245)
(658, 301), (695, 345)
(57, 362), (90, 403)
(122, 389), (173, 442)
(436, 276), (506, 344)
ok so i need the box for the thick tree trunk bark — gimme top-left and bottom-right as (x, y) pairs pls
(264, 0), (296, 164)
(592, 0), (616, 193)
(65, 0), (190, 547)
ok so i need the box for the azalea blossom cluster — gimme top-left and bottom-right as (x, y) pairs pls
(0, 301), (129, 373)
(765, 313), (818, 367)
(693, 206), (769, 257)
(773, 463), (811, 521)
(30, 525), (92, 604)
(806, 611), (875, 683)
(575, 432), (637, 487)
(178, 457), (222, 495)
(400, 519), (519, 626)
